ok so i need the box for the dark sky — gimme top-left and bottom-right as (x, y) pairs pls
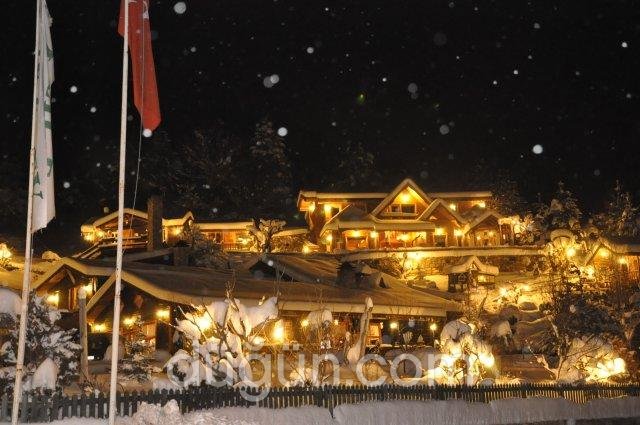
(2, 0), (640, 225)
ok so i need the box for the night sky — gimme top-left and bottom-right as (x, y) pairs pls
(3, 0), (640, 230)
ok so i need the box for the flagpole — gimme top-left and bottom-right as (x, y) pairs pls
(108, 0), (129, 422)
(11, 0), (42, 422)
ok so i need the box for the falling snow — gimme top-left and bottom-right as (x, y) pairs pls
(173, 2), (186, 14)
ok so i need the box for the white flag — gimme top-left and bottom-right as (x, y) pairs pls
(32, 0), (55, 232)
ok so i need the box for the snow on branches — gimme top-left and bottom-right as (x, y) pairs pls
(0, 292), (81, 393)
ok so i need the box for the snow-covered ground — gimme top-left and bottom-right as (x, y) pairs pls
(7, 396), (639, 425)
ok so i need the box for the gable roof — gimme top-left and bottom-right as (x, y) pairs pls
(81, 209), (193, 233)
(370, 178), (433, 217)
(462, 210), (504, 235)
(442, 255), (499, 275)
(417, 198), (467, 224)
(583, 236), (640, 265)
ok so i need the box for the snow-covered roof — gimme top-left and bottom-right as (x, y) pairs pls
(81, 209), (193, 233)
(195, 221), (254, 231)
(462, 210), (505, 234)
(35, 256), (458, 318)
(425, 191), (492, 199)
(417, 198), (467, 224)
(442, 255), (499, 276)
(369, 178), (433, 217)
(583, 236), (640, 265)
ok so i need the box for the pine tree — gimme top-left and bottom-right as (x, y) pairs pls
(248, 118), (293, 217)
(0, 294), (81, 393)
(327, 140), (381, 191)
(537, 182), (582, 231)
(593, 181), (639, 238)
(120, 318), (153, 383)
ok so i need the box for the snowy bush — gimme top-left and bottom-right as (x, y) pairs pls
(0, 293), (81, 392)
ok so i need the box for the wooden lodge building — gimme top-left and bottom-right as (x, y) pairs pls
(297, 178), (514, 252)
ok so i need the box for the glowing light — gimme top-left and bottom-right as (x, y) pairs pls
(172, 227), (182, 236)
(325, 234), (333, 243)
(272, 321), (285, 342)
(448, 203), (457, 211)
(522, 284), (531, 292)
(123, 316), (137, 327)
(96, 230), (105, 238)
(598, 249), (610, 258)
(478, 352), (495, 368)
(478, 274), (487, 282)
(352, 230), (362, 238)
(370, 230), (379, 239)
(429, 322), (438, 332)
(454, 229), (463, 237)
(0, 244), (12, 260)
(156, 308), (170, 320)
(398, 233), (409, 242)
(82, 283), (93, 295)
(333, 319), (339, 326)
(83, 233), (95, 242)
(302, 245), (311, 254)
(195, 315), (212, 330)
(434, 227), (445, 236)
(477, 201), (486, 208)
(300, 319), (309, 328)
(323, 204), (332, 214)
(618, 257), (628, 265)
(46, 293), (59, 306)
(400, 191), (411, 204)
(488, 231), (495, 237)
(389, 322), (399, 330)
(566, 247), (576, 258)
(308, 203), (316, 213)
(92, 323), (106, 333)
(499, 287), (508, 297)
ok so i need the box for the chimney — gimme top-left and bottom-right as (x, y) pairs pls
(147, 195), (163, 251)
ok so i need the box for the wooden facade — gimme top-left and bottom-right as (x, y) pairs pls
(298, 178), (512, 252)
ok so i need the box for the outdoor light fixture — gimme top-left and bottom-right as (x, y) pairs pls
(196, 315), (212, 330)
(300, 319), (309, 328)
(123, 316), (137, 327)
(46, 292), (59, 307)
(429, 322), (438, 332)
(302, 245), (311, 254)
(82, 283), (93, 295)
(155, 308), (170, 320)
(618, 258), (628, 265)
(92, 323), (107, 333)
(434, 227), (445, 236)
(370, 230), (379, 238)
(389, 321), (399, 330)
(172, 227), (182, 236)
(0, 243), (12, 260)
(449, 203), (457, 211)
(566, 247), (576, 258)
(333, 319), (339, 326)
(83, 233), (95, 242)
(599, 248), (610, 258)
(325, 234), (333, 243)
(400, 191), (411, 204)
(323, 204), (332, 214)
(477, 201), (486, 208)
(308, 202), (316, 213)
(454, 229), (463, 237)
(499, 287), (508, 297)
(272, 321), (285, 342)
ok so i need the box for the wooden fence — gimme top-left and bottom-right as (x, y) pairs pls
(1, 383), (639, 423)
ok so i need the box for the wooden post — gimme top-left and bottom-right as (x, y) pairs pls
(78, 287), (89, 383)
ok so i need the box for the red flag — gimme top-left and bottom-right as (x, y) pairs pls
(118, 0), (161, 131)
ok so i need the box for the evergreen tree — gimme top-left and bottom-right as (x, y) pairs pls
(120, 319), (153, 382)
(326, 140), (381, 191)
(0, 294), (81, 392)
(593, 181), (639, 237)
(537, 182), (582, 231)
(248, 118), (293, 217)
